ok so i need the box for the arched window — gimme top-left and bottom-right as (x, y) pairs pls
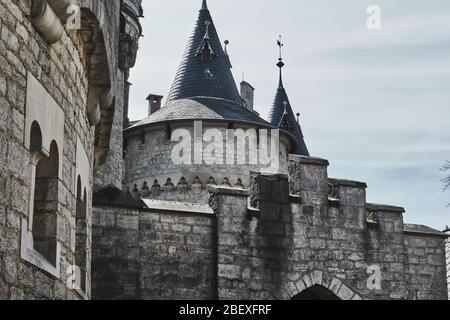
(32, 140), (59, 266)
(292, 285), (341, 300)
(75, 176), (87, 293)
(30, 121), (43, 152)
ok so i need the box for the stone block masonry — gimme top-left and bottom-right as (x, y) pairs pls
(92, 155), (448, 300)
(92, 197), (216, 300)
(0, 0), (142, 300)
(445, 227), (450, 299)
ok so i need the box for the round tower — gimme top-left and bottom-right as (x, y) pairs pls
(124, 0), (298, 203)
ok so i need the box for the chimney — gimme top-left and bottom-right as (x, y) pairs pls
(240, 81), (254, 111)
(147, 94), (163, 116)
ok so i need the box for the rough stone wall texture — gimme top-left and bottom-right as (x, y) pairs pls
(404, 234), (448, 299)
(124, 124), (289, 202)
(94, 69), (125, 190)
(446, 229), (450, 299)
(210, 158), (448, 300)
(92, 155), (448, 300)
(0, 0), (121, 300)
(92, 205), (216, 300)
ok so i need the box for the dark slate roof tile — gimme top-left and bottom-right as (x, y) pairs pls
(166, 3), (242, 105)
(131, 1), (275, 132)
(269, 75), (310, 156)
(129, 97), (273, 128)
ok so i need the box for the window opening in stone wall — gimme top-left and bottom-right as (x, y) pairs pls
(32, 139), (59, 266)
(75, 175), (87, 293)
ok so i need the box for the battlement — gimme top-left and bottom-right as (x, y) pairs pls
(92, 153), (448, 300)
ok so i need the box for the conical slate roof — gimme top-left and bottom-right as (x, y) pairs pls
(130, 0), (272, 129)
(166, 0), (242, 104)
(269, 71), (310, 156)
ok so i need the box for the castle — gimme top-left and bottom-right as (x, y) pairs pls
(0, 0), (448, 300)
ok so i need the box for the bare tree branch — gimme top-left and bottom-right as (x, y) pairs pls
(441, 161), (450, 207)
(441, 160), (450, 191)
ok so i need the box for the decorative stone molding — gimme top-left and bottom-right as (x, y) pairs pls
(26, 151), (45, 232)
(282, 270), (363, 300)
(249, 172), (261, 210)
(128, 176), (248, 199)
(47, 0), (76, 23)
(20, 219), (61, 279)
(288, 154), (330, 167)
(31, 0), (64, 44)
(119, 33), (139, 72)
(25, 73), (65, 177)
(208, 193), (219, 212)
(328, 180), (340, 205)
(366, 209), (379, 226)
(77, 7), (115, 170)
(75, 137), (91, 208)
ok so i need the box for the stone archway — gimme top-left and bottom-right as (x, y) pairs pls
(283, 270), (363, 300)
(292, 284), (340, 300)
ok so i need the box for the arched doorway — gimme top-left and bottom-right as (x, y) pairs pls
(292, 284), (340, 300)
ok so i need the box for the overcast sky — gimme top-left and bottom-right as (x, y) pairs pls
(128, 0), (450, 230)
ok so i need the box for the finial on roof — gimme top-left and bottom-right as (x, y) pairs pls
(201, 0), (208, 11)
(224, 40), (233, 68)
(283, 101), (288, 115)
(296, 112), (300, 124)
(224, 40), (229, 55)
(196, 20), (215, 59)
(204, 20), (211, 39)
(277, 35), (285, 88)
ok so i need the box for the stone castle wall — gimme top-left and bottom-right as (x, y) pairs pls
(446, 229), (450, 298)
(93, 69), (125, 190)
(92, 155), (448, 300)
(92, 203), (216, 300)
(124, 122), (290, 203)
(0, 0), (123, 300)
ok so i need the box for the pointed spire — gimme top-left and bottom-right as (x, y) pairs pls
(166, 0), (242, 104)
(201, 0), (208, 11)
(268, 37), (310, 156)
(278, 67), (284, 89)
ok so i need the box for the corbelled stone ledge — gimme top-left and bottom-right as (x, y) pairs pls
(142, 199), (214, 215)
(404, 224), (449, 238)
(366, 203), (405, 213)
(289, 155), (330, 166)
(208, 186), (250, 197)
(329, 178), (368, 189)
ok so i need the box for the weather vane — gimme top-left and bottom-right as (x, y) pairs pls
(277, 35), (285, 68)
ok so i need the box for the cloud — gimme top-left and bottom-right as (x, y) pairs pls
(128, 0), (450, 229)
(301, 12), (450, 56)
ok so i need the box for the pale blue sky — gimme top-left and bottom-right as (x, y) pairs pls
(129, 0), (450, 229)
